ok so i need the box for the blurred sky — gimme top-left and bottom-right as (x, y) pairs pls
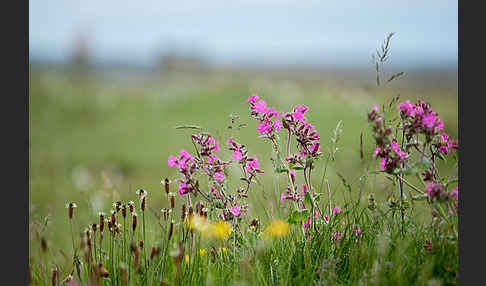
(29, 0), (457, 68)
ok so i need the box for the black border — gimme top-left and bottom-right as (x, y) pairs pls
(19, 0), (472, 284)
(459, 0), (483, 285)
(7, 0), (28, 283)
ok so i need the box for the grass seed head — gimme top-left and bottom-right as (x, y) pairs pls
(113, 201), (122, 213)
(41, 237), (48, 253)
(132, 212), (138, 231)
(65, 202), (77, 219)
(110, 210), (116, 225)
(141, 196), (146, 212)
(181, 204), (186, 221)
(128, 201), (135, 213)
(169, 193), (175, 209)
(168, 220), (174, 241)
(164, 178), (170, 195)
(51, 267), (59, 286)
(121, 204), (127, 218)
(98, 212), (105, 232)
(136, 189), (147, 199)
(97, 262), (109, 278)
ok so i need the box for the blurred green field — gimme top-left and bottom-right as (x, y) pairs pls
(29, 67), (458, 260)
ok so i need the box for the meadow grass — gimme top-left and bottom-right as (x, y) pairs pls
(29, 68), (458, 285)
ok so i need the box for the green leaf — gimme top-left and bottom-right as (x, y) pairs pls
(412, 194), (428, 201)
(290, 165), (304, 170)
(175, 125), (202, 130)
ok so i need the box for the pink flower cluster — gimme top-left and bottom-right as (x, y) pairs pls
(398, 100), (458, 156)
(435, 133), (458, 155)
(226, 136), (265, 176)
(168, 149), (198, 196)
(281, 105), (321, 159)
(168, 133), (230, 197)
(373, 140), (408, 173)
(248, 94), (283, 136)
(248, 94), (321, 161)
(191, 133), (230, 185)
(398, 100), (444, 137)
(425, 182), (458, 208)
(279, 171), (308, 203)
(168, 132), (259, 224)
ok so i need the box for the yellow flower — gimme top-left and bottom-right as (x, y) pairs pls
(189, 217), (233, 240)
(262, 219), (290, 240)
(199, 249), (207, 256)
(211, 220), (233, 240)
(217, 247), (228, 254)
(185, 254), (189, 263)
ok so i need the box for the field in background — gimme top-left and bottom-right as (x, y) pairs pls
(29, 65), (458, 261)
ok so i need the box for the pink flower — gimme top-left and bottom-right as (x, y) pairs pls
(226, 136), (234, 145)
(300, 184), (307, 196)
(273, 119), (283, 131)
(214, 172), (224, 182)
(267, 107), (279, 118)
(380, 158), (387, 170)
(294, 104), (309, 114)
(168, 155), (177, 167)
(437, 119), (444, 131)
(422, 114), (438, 129)
(247, 154), (259, 169)
(372, 104), (379, 112)
(254, 100), (268, 113)
(180, 149), (194, 161)
(233, 150), (243, 161)
(208, 154), (219, 164)
(280, 193), (286, 201)
(390, 141), (407, 158)
(248, 94), (259, 103)
(292, 111), (305, 122)
(332, 205), (342, 214)
(230, 205), (241, 216)
(257, 121), (272, 134)
(211, 187), (222, 199)
(178, 182), (189, 196)
(373, 146), (381, 158)
(354, 227), (362, 236)
(398, 100), (416, 116)
(176, 160), (188, 169)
